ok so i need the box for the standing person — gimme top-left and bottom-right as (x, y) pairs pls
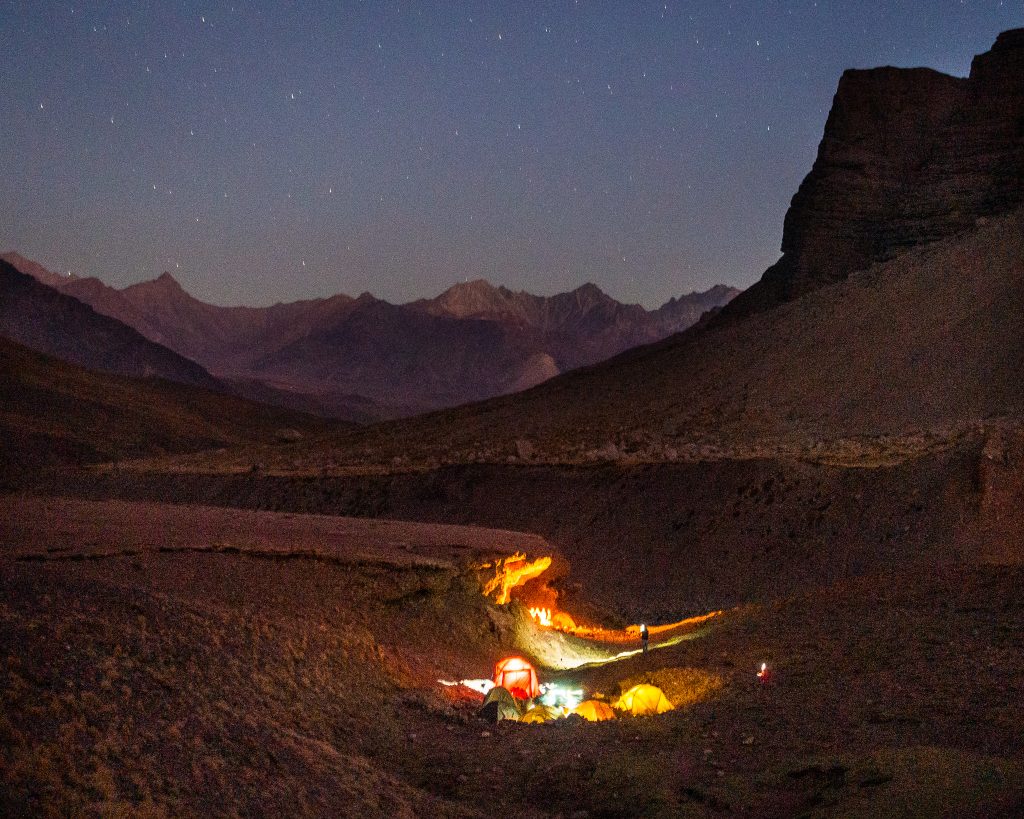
(640, 623), (649, 654)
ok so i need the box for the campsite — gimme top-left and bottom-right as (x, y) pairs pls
(4, 8), (1024, 817)
(4, 494), (1024, 816)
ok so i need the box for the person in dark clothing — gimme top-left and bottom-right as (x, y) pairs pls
(640, 623), (649, 653)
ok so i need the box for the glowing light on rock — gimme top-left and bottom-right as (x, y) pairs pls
(439, 678), (495, 695)
(478, 552), (552, 605)
(529, 607), (553, 626)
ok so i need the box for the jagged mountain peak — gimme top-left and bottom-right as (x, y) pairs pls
(567, 282), (610, 302)
(1, 250), (737, 414)
(427, 279), (510, 317)
(151, 271), (185, 292)
(120, 270), (192, 303)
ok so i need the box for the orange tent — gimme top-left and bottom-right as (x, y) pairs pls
(493, 656), (540, 700)
(572, 700), (616, 722)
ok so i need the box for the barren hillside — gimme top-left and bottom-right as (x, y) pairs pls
(0, 337), (340, 485)
(3, 496), (1023, 817)
(151, 206), (1024, 473)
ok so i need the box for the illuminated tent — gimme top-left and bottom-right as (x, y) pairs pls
(572, 700), (616, 722)
(479, 686), (521, 723)
(493, 656), (540, 700)
(521, 704), (561, 724)
(614, 684), (674, 716)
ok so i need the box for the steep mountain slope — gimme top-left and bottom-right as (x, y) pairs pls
(203, 206), (1023, 471)
(2, 254), (736, 412)
(0, 260), (220, 391)
(726, 27), (1024, 317)
(249, 294), (559, 406)
(0, 336), (338, 484)
(0, 251), (77, 289)
(54, 270), (350, 373)
(89, 32), (1024, 617)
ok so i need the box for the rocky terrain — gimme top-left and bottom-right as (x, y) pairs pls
(4, 28), (1024, 819)
(725, 27), (1024, 317)
(1, 252), (737, 414)
(0, 336), (340, 487)
(3, 497), (1023, 817)
(34, 31), (1023, 631)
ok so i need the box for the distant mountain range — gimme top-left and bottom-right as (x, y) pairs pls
(0, 259), (220, 391)
(0, 250), (737, 414)
(287, 28), (1024, 465)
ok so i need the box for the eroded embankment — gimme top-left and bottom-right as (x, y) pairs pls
(35, 436), (987, 619)
(0, 518), (525, 816)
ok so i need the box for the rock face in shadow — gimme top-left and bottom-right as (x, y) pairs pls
(0, 260), (220, 391)
(727, 28), (1024, 316)
(0, 337), (337, 483)
(43, 442), (982, 620)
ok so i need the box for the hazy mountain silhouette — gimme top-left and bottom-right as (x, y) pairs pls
(0, 259), (220, 391)
(2, 252), (736, 412)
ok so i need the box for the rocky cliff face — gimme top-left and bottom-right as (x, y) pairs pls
(728, 28), (1024, 316)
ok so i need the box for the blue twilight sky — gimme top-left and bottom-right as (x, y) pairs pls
(1, 1), (1021, 307)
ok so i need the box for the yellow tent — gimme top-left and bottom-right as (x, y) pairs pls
(521, 704), (561, 724)
(572, 700), (616, 722)
(614, 684), (674, 716)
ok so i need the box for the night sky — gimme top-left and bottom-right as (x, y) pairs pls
(2, 2), (1021, 308)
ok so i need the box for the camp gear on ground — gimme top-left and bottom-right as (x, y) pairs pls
(521, 704), (561, 723)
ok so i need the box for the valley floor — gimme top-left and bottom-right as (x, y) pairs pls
(2, 495), (1023, 817)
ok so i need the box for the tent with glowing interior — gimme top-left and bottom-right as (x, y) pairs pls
(493, 656), (540, 700)
(614, 684), (674, 716)
(521, 704), (561, 724)
(479, 686), (522, 723)
(572, 700), (616, 722)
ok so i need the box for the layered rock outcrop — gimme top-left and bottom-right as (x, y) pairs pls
(728, 28), (1024, 316)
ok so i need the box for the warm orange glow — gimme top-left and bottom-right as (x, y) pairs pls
(528, 606), (580, 632)
(478, 552), (553, 605)
(615, 684), (674, 716)
(552, 611), (577, 631)
(572, 700), (616, 721)
(529, 607), (553, 626)
(494, 656), (541, 700)
(565, 610), (723, 643)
